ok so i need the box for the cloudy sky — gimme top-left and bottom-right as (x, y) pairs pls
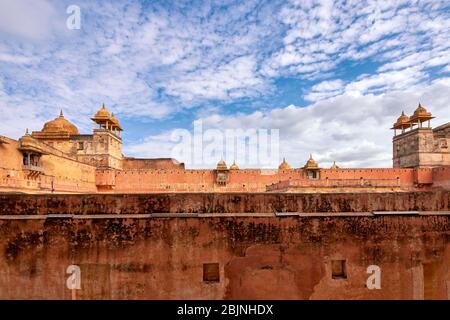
(0, 0), (449, 168)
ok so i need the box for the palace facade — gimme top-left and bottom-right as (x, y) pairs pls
(1, 103), (450, 194)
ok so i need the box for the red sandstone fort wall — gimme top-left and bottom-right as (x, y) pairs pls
(0, 193), (449, 300)
(0, 193), (449, 299)
(433, 166), (450, 189)
(102, 169), (305, 192)
(320, 168), (416, 183)
(1, 191), (449, 215)
(3, 133), (450, 194)
(99, 168), (431, 193)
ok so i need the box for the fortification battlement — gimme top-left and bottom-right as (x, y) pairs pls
(1, 104), (450, 194)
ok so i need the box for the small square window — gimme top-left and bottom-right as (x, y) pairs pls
(203, 263), (220, 282)
(331, 260), (347, 279)
(78, 142), (84, 150)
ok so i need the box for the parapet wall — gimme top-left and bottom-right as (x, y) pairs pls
(1, 191), (449, 215)
(108, 166), (450, 193)
(0, 191), (449, 299)
(433, 166), (450, 189)
(122, 158), (185, 170)
(98, 167), (432, 193)
(0, 193), (449, 299)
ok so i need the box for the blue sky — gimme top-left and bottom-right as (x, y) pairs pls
(1, 0), (450, 168)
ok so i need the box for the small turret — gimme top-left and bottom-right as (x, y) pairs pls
(216, 159), (228, 171)
(303, 154), (320, 179)
(409, 103), (434, 128)
(330, 161), (339, 170)
(230, 161), (239, 170)
(91, 104), (122, 135)
(278, 158), (291, 170)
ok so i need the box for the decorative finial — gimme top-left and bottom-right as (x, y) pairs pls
(102, 103), (105, 109)
(331, 161), (339, 169)
(59, 110), (64, 117)
(309, 153), (313, 159)
(401, 110), (405, 115)
(25, 128), (29, 135)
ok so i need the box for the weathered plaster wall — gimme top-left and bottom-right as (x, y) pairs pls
(0, 137), (97, 193)
(0, 213), (449, 299)
(1, 191), (449, 215)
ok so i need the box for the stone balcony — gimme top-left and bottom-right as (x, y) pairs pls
(22, 164), (44, 174)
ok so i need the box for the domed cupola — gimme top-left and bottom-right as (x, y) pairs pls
(278, 158), (291, 170)
(216, 159), (228, 171)
(91, 104), (123, 134)
(391, 111), (410, 129)
(41, 111), (79, 135)
(303, 154), (319, 169)
(230, 161), (239, 170)
(330, 161), (339, 170)
(93, 104), (111, 119)
(303, 154), (320, 180)
(409, 103), (434, 128)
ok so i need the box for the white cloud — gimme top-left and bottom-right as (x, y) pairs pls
(345, 67), (426, 94)
(0, 0), (449, 167)
(266, 0), (450, 81)
(124, 131), (177, 159)
(0, 0), (61, 41)
(145, 77), (450, 168)
(305, 79), (344, 101)
(165, 55), (267, 103)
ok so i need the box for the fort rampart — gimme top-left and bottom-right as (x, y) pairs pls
(0, 192), (449, 299)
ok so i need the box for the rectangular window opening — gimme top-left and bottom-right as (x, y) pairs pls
(331, 260), (347, 279)
(203, 263), (220, 282)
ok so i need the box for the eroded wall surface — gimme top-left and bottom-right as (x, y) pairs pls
(1, 191), (449, 215)
(0, 192), (449, 300)
(1, 215), (450, 299)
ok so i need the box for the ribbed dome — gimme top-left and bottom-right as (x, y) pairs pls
(93, 104), (111, 119)
(330, 161), (339, 170)
(230, 161), (239, 170)
(110, 112), (123, 130)
(304, 154), (319, 169)
(408, 103), (434, 125)
(110, 113), (119, 124)
(217, 159), (228, 170)
(396, 111), (409, 124)
(41, 111), (79, 135)
(412, 103), (431, 118)
(278, 158), (291, 170)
